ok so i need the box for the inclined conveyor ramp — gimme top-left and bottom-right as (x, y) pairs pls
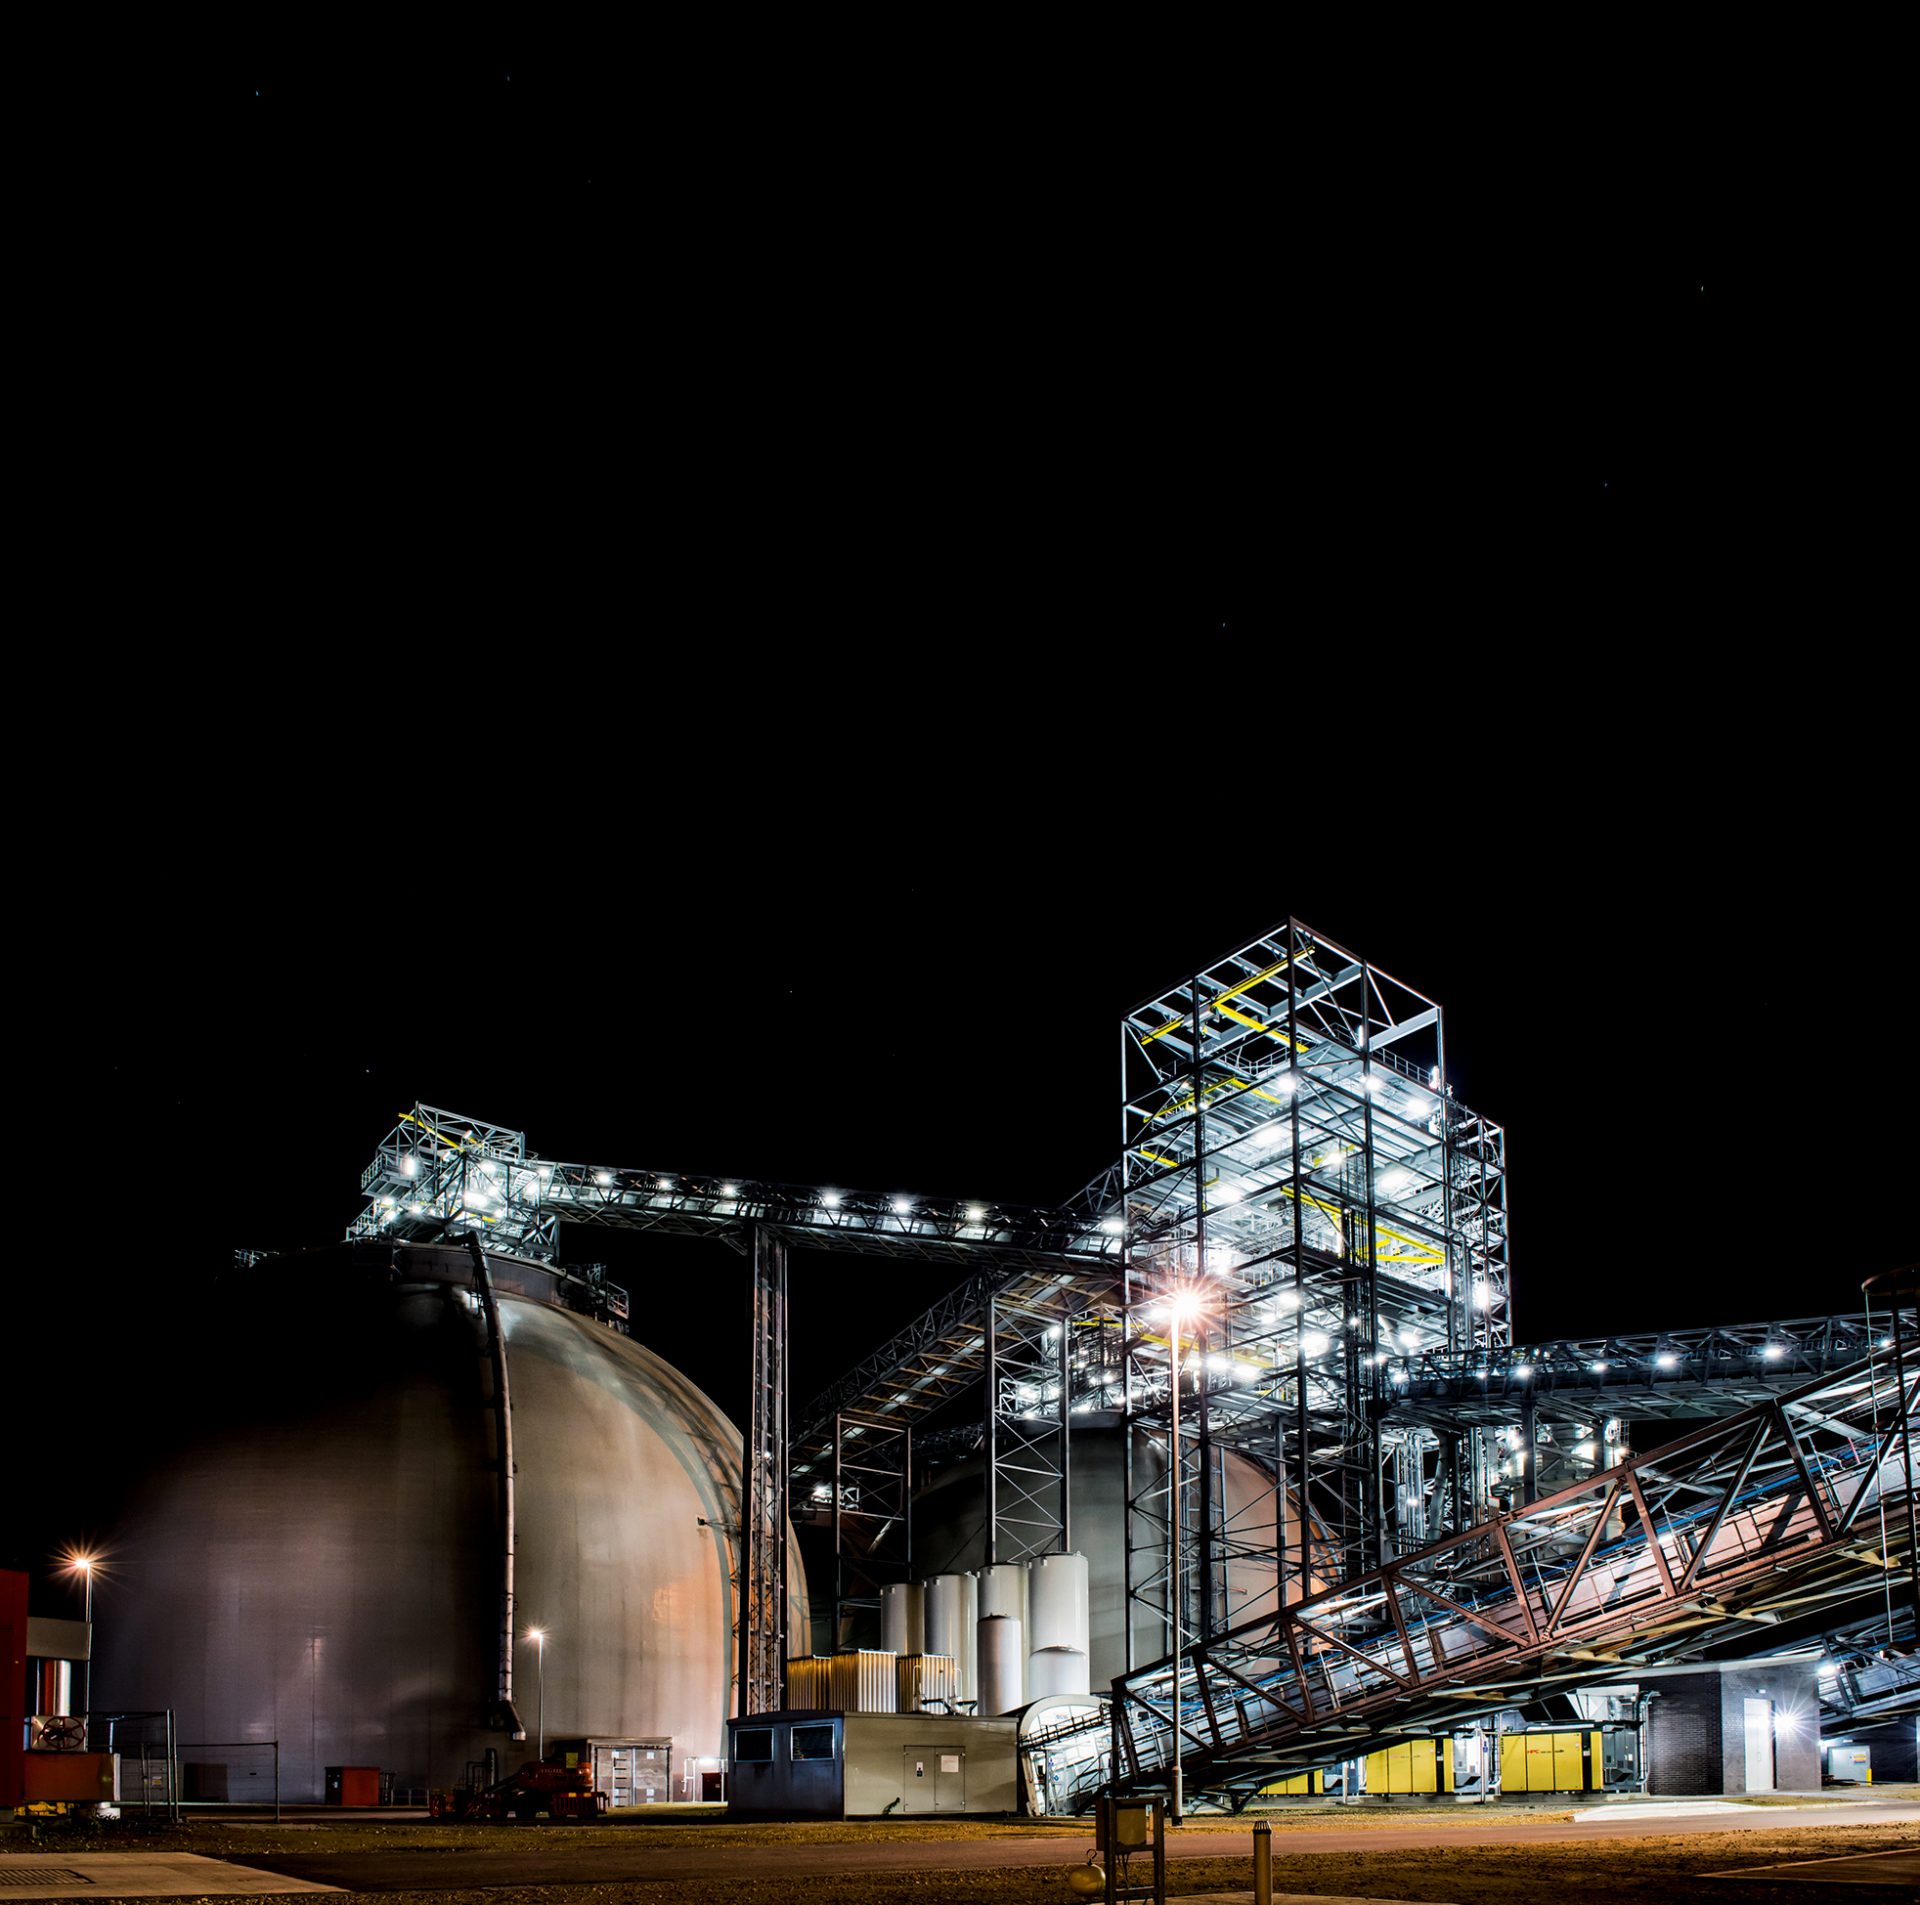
(1084, 1348), (1915, 1809)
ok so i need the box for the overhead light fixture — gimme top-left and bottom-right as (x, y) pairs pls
(1762, 1343), (1784, 1361)
(1212, 1183), (1244, 1205)
(720, 1183), (738, 1198)
(822, 1190), (842, 1209)
(654, 1176), (672, 1191)
(1590, 1361), (1609, 1374)
(1513, 1364), (1533, 1381)
(1398, 1328), (1419, 1349)
(891, 1198), (913, 1216)
(1655, 1351), (1678, 1369)
(1100, 1215), (1123, 1234)
(969, 1205), (990, 1224)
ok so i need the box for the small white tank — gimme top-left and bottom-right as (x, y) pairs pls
(924, 1572), (974, 1698)
(977, 1614), (1024, 1715)
(880, 1580), (924, 1656)
(1028, 1644), (1090, 1698)
(977, 1560), (1029, 1702)
(1028, 1551), (1090, 1657)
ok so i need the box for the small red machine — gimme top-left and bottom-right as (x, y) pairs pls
(430, 1756), (607, 1822)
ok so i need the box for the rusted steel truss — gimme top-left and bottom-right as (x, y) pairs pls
(1105, 1348), (1916, 1803)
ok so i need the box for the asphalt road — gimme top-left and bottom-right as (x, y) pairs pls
(227, 1800), (1920, 1891)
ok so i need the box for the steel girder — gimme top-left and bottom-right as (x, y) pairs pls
(1097, 1347), (1917, 1809)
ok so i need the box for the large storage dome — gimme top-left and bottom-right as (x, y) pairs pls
(95, 1241), (801, 1800)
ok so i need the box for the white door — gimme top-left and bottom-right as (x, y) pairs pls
(1742, 1698), (1774, 1792)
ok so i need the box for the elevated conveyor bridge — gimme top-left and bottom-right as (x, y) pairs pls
(1091, 1346), (1916, 1810)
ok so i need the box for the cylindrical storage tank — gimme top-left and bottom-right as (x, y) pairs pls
(977, 1614), (1023, 1716)
(901, 1428), (1304, 1690)
(880, 1581), (924, 1657)
(86, 1241), (808, 1801)
(977, 1560), (1029, 1704)
(924, 1572), (980, 1703)
(1029, 1552), (1090, 1658)
(1028, 1644), (1090, 1698)
(955, 1571), (979, 1703)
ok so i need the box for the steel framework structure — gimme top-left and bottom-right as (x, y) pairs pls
(347, 922), (1911, 1727)
(1100, 1343), (1917, 1808)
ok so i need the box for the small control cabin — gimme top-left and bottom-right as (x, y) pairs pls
(726, 1711), (1019, 1819)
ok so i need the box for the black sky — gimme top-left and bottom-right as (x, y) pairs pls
(15, 43), (1908, 1520)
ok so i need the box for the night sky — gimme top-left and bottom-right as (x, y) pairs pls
(12, 48), (1906, 1592)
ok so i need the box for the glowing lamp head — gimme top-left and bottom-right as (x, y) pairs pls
(1167, 1289), (1205, 1326)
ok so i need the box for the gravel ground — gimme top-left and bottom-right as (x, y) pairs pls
(5, 1797), (1914, 1904)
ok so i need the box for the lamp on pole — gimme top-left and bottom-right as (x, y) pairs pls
(66, 1553), (95, 1747)
(526, 1629), (546, 1759)
(1167, 1286), (1204, 1826)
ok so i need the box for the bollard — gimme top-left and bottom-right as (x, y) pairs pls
(1253, 1818), (1272, 1905)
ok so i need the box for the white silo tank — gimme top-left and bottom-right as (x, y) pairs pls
(1029, 1551), (1090, 1657)
(880, 1581), (924, 1656)
(977, 1614), (1024, 1716)
(977, 1561), (1029, 1702)
(1028, 1643), (1090, 1698)
(923, 1574), (966, 1666)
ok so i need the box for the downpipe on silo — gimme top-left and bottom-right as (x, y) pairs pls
(467, 1233), (529, 1743)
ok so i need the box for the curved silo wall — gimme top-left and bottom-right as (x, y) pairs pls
(94, 1242), (805, 1800)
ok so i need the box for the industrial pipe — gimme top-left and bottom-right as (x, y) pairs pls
(466, 1234), (527, 1742)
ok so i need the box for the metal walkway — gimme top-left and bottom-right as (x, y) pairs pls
(1097, 1347), (1917, 1808)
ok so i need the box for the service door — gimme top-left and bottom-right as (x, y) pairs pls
(1743, 1699), (1775, 1792)
(902, 1746), (966, 1813)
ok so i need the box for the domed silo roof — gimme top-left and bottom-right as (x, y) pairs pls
(96, 1239), (805, 1799)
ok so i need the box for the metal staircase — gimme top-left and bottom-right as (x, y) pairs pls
(1095, 1346), (1916, 1809)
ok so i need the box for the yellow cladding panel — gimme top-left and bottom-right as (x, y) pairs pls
(1555, 1733), (1585, 1790)
(1258, 1769), (1321, 1795)
(1524, 1734), (1558, 1792)
(1411, 1741), (1437, 1794)
(1443, 1745), (1455, 1793)
(1500, 1734), (1525, 1793)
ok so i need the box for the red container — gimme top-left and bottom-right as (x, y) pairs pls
(326, 1765), (381, 1807)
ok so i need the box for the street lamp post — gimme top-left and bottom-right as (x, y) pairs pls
(1167, 1289), (1202, 1827)
(526, 1629), (546, 1760)
(68, 1554), (95, 1748)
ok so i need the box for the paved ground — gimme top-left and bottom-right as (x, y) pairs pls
(0, 1851), (338, 1898)
(200, 1799), (1920, 1891)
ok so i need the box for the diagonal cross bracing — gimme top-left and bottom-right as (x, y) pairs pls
(1096, 1346), (1915, 1808)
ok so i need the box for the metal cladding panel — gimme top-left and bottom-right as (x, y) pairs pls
(830, 1651), (898, 1714)
(879, 1582), (924, 1656)
(786, 1658), (833, 1710)
(92, 1245), (808, 1801)
(977, 1615), (1023, 1716)
(897, 1654), (958, 1713)
(841, 1713), (1018, 1816)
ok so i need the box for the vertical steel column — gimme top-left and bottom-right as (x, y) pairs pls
(739, 1225), (788, 1716)
(1059, 1306), (1074, 1553)
(1360, 966), (1382, 1571)
(985, 1296), (999, 1568)
(1188, 976), (1213, 1646)
(1288, 924), (1311, 1606)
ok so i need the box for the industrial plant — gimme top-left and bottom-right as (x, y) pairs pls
(5, 917), (1913, 1825)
